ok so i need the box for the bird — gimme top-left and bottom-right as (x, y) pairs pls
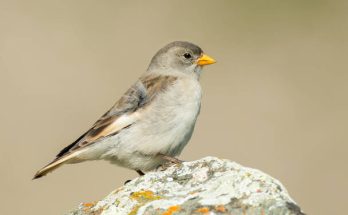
(33, 41), (216, 179)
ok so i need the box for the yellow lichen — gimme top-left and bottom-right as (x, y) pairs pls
(82, 202), (95, 208)
(215, 205), (226, 213)
(162, 205), (181, 215)
(130, 190), (161, 201)
(81, 202), (104, 215)
(128, 205), (141, 215)
(195, 207), (210, 213)
(128, 190), (162, 215)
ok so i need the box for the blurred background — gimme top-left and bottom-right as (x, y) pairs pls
(1, 0), (347, 214)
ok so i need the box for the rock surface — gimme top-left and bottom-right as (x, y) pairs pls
(67, 157), (304, 215)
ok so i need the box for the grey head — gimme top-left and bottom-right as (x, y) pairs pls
(147, 41), (216, 75)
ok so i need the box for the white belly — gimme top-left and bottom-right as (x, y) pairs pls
(100, 76), (202, 170)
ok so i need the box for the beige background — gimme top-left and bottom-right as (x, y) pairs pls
(1, 0), (347, 214)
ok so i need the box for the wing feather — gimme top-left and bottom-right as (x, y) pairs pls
(57, 74), (178, 157)
(33, 74), (177, 179)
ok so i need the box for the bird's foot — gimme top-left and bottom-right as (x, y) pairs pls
(157, 162), (174, 171)
(157, 154), (184, 171)
(124, 179), (132, 185)
(158, 154), (183, 164)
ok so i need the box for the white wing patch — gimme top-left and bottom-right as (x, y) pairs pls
(92, 112), (141, 142)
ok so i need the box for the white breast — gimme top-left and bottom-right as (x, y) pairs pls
(98, 75), (202, 171)
(121, 76), (202, 154)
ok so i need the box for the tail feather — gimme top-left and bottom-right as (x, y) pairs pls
(33, 152), (81, 179)
(33, 160), (64, 179)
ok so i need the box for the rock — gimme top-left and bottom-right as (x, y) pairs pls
(67, 157), (305, 215)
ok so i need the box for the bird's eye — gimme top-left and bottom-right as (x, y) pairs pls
(183, 53), (192, 59)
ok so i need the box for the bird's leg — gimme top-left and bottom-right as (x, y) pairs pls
(157, 154), (184, 172)
(124, 169), (145, 185)
(136, 169), (145, 176)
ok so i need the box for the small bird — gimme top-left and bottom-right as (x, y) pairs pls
(33, 41), (216, 179)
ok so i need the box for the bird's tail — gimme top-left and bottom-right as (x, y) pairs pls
(33, 155), (75, 179)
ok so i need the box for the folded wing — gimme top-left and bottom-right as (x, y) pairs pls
(33, 74), (177, 179)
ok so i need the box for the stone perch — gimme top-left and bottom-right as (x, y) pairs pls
(67, 157), (305, 215)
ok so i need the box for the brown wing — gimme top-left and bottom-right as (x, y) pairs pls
(33, 74), (178, 179)
(55, 74), (177, 158)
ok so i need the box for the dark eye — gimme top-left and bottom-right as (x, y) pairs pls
(183, 53), (192, 59)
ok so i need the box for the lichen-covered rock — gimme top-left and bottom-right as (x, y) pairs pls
(67, 157), (304, 215)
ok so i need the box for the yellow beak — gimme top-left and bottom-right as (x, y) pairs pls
(197, 54), (216, 66)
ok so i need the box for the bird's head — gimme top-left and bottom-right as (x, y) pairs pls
(148, 41), (216, 77)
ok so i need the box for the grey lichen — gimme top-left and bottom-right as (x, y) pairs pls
(67, 157), (305, 215)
